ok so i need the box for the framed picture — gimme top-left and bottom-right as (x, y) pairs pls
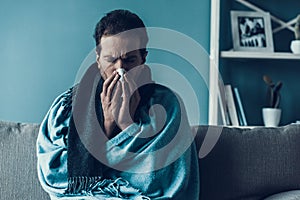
(230, 11), (274, 52)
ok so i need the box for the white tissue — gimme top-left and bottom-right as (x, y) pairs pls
(116, 68), (125, 82)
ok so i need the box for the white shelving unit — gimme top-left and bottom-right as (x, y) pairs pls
(208, 0), (300, 125)
(221, 51), (300, 60)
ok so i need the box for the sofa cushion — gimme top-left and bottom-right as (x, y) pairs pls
(193, 124), (300, 200)
(0, 121), (50, 200)
(264, 190), (300, 200)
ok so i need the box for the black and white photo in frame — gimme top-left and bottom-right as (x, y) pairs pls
(231, 11), (274, 52)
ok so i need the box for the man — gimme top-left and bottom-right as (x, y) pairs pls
(37, 9), (199, 199)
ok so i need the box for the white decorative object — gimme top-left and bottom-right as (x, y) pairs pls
(262, 108), (281, 127)
(290, 15), (300, 54)
(262, 75), (283, 127)
(290, 40), (300, 54)
(230, 11), (274, 52)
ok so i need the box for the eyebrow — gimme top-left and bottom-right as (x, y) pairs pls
(103, 54), (138, 59)
(103, 55), (116, 59)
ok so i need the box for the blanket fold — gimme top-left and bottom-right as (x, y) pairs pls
(66, 63), (105, 194)
(65, 63), (156, 196)
(37, 63), (200, 199)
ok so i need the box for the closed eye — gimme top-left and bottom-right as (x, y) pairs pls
(123, 56), (137, 63)
(105, 57), (118, 63)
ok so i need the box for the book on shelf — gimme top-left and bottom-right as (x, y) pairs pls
(233, 87), (248, 126)
(224, 85), (239, 126)
(218, 80), (230, 125)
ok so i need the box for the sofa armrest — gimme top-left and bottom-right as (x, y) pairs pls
(0, 121), (50, 200)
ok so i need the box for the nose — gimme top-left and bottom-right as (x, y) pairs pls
(114, 58), (124, 70)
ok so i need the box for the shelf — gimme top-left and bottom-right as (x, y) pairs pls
(209, 0), (300, 125)
(221, 51), (300, 60)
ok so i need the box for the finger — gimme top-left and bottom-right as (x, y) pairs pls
(102, 71), (118, 96)
(115, 80), (130, 120)
(110, 82), (123, 121)
(122, 75), (140, 107)
(111, 81), (122, 102)
(106, 73), (120, 100)
(124, 75), (140, 102)
(121, 76), (131, 100)
(121, 77), (141, 120)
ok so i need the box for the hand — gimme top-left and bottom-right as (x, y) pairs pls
(100, 71), (140, 138)
(115, 74), (141, 130)
(101, 71), (119, 137)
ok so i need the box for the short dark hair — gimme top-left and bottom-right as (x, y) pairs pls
(93, 9), (148, 57)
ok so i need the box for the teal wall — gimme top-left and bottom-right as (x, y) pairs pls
(0, 0), (210, 124)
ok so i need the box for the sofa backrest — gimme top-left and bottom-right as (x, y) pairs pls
(193, 124), (300, 200)
(2, 119), (300, 200)
(0, 121), (50, 200)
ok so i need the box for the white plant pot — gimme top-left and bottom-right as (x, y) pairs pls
(262, 108), (281, 127)
(290, 40), (300, 54)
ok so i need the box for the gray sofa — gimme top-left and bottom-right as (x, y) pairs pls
(194, 125), (300, 200)
(0, 121), (50, 200)
(1, 120), (300, 200)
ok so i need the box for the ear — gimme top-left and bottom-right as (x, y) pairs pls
(95, 50), (101, 68)
(95, 50), (107, 79)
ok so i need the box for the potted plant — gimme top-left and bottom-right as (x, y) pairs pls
(290, 14), (300, 54)
(262, 75), (283, 127)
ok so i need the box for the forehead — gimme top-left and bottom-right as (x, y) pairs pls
(100, 34), (141, 56)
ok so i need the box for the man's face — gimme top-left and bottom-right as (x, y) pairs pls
(96, 34), (146, 79)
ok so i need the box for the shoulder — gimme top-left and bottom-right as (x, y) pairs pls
(46, 85), (78, 126)
(38, 85), (78, 145)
